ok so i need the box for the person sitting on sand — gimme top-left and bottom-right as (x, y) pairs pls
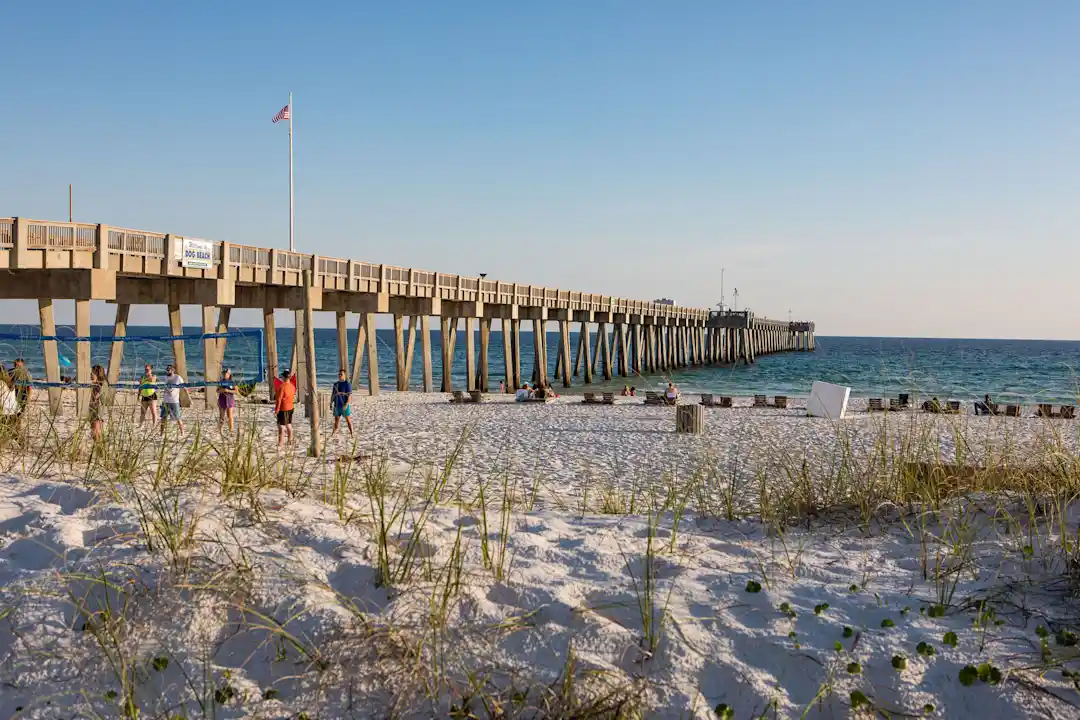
(621, 385), (631, 397)
(543, 381), (558, 399)
(922, 397), (942, 413)
(629, 386), (636, 396)
(515, 383), (531, 402)
(274, 369), (297, 448)
(332, 368), (353, 435)
(974, 393), (995, 416)
(665, 382), (680, 404)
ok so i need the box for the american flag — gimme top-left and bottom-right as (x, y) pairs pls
(272, 104), (290, 123)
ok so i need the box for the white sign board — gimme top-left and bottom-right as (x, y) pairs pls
(180, 237), (213, 269)
(807, 381), (851, 420)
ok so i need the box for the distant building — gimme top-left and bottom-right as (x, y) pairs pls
(653, 298), (675, 305)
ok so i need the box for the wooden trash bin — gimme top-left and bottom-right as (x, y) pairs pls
(676, 404), (704, 434)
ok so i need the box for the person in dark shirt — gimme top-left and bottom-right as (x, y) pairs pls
(332, 368), (353, 435)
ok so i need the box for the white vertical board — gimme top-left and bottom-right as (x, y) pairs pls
(807, 381), (850, 420)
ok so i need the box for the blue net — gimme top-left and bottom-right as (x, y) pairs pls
(0, 329), (264, 390)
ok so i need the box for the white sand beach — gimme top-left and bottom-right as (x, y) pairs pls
(1, 392), (1079, 718)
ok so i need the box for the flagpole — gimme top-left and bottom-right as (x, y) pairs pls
(288, 92), (294, 252)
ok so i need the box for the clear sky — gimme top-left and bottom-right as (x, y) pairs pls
(3, 1), (1079, 338)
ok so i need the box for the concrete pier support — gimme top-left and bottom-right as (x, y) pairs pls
(75, 299), (91, 419)
(533, 319), (548, 386)
(364, 313), (379, 396)
(599, 322), (612, 380)
(37, 299), (62, 416)
(350, 314), (367, 389)
(479, 317), (490, 392)
(107, 303), (129, 386)
(616, 323), (628, 377)
(336, 311), (349, 375)
(405, 316), (418, 389)
(167, 304), (190, 407)
(440, 316), (453, 392)
(501, 318), (513, 392)
(420, 315), (433, 392)
(394, 314), (407, 391)
(264, 308), (278, 401)
(465, 318), (476, 391)
(578, 321), (593, 384)
(216, 306), (231, 369)
(559, 320), (572, 387)
(511, 318), (522, 389)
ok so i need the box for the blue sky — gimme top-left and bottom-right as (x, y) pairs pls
(3, 1), (1079, 338)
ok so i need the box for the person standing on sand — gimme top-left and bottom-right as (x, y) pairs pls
(331, 368), (353, 435)
(274, 369), (296, 448)
(217, 367), (237, 433)
(88, 365), (107, 443)
(139, 364), (158, 426)
(159, 364), (185, 435)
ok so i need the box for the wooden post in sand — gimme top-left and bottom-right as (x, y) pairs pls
(38, 298), (62, 416)
(676, 404), (704, 434)
(302, 269), (322, 458)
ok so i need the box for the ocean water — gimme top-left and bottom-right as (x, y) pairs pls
(1, 327), (1078, 402)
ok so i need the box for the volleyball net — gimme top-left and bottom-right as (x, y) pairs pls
(0, 328), (265, 390)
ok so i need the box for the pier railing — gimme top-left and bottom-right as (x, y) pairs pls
(0, 216), (721, 322)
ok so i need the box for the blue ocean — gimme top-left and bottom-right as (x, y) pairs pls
(0, 327), (1077, 403)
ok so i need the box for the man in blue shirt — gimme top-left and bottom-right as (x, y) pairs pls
(332, 368), (353, 435)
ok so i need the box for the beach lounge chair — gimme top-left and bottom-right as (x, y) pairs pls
(773, 396), (788, 409)
(889, 398), (908, 411)
(643, 391), (664, 406)
(1005, 404), (1021, 417)
(868, 398), (885, 412)
(469, 390), (483, 403)
(943, 401), (961, 414)
(1061, 406), (1076, 419)
(602, 392), (615, 405)
(700, 393), (714, 406)
(448, 390), (469, 403)
(582, 392), (602, 404)
(719, 396), (733, 408)
(753, 395), (768, 408)
(1037, 403), (1054, 418)
(898, 393), (911, 408)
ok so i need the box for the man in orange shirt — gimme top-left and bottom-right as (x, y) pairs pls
(273, 369), (297, 448)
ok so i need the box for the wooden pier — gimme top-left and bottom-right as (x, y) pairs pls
(0, 216), (815, 420)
